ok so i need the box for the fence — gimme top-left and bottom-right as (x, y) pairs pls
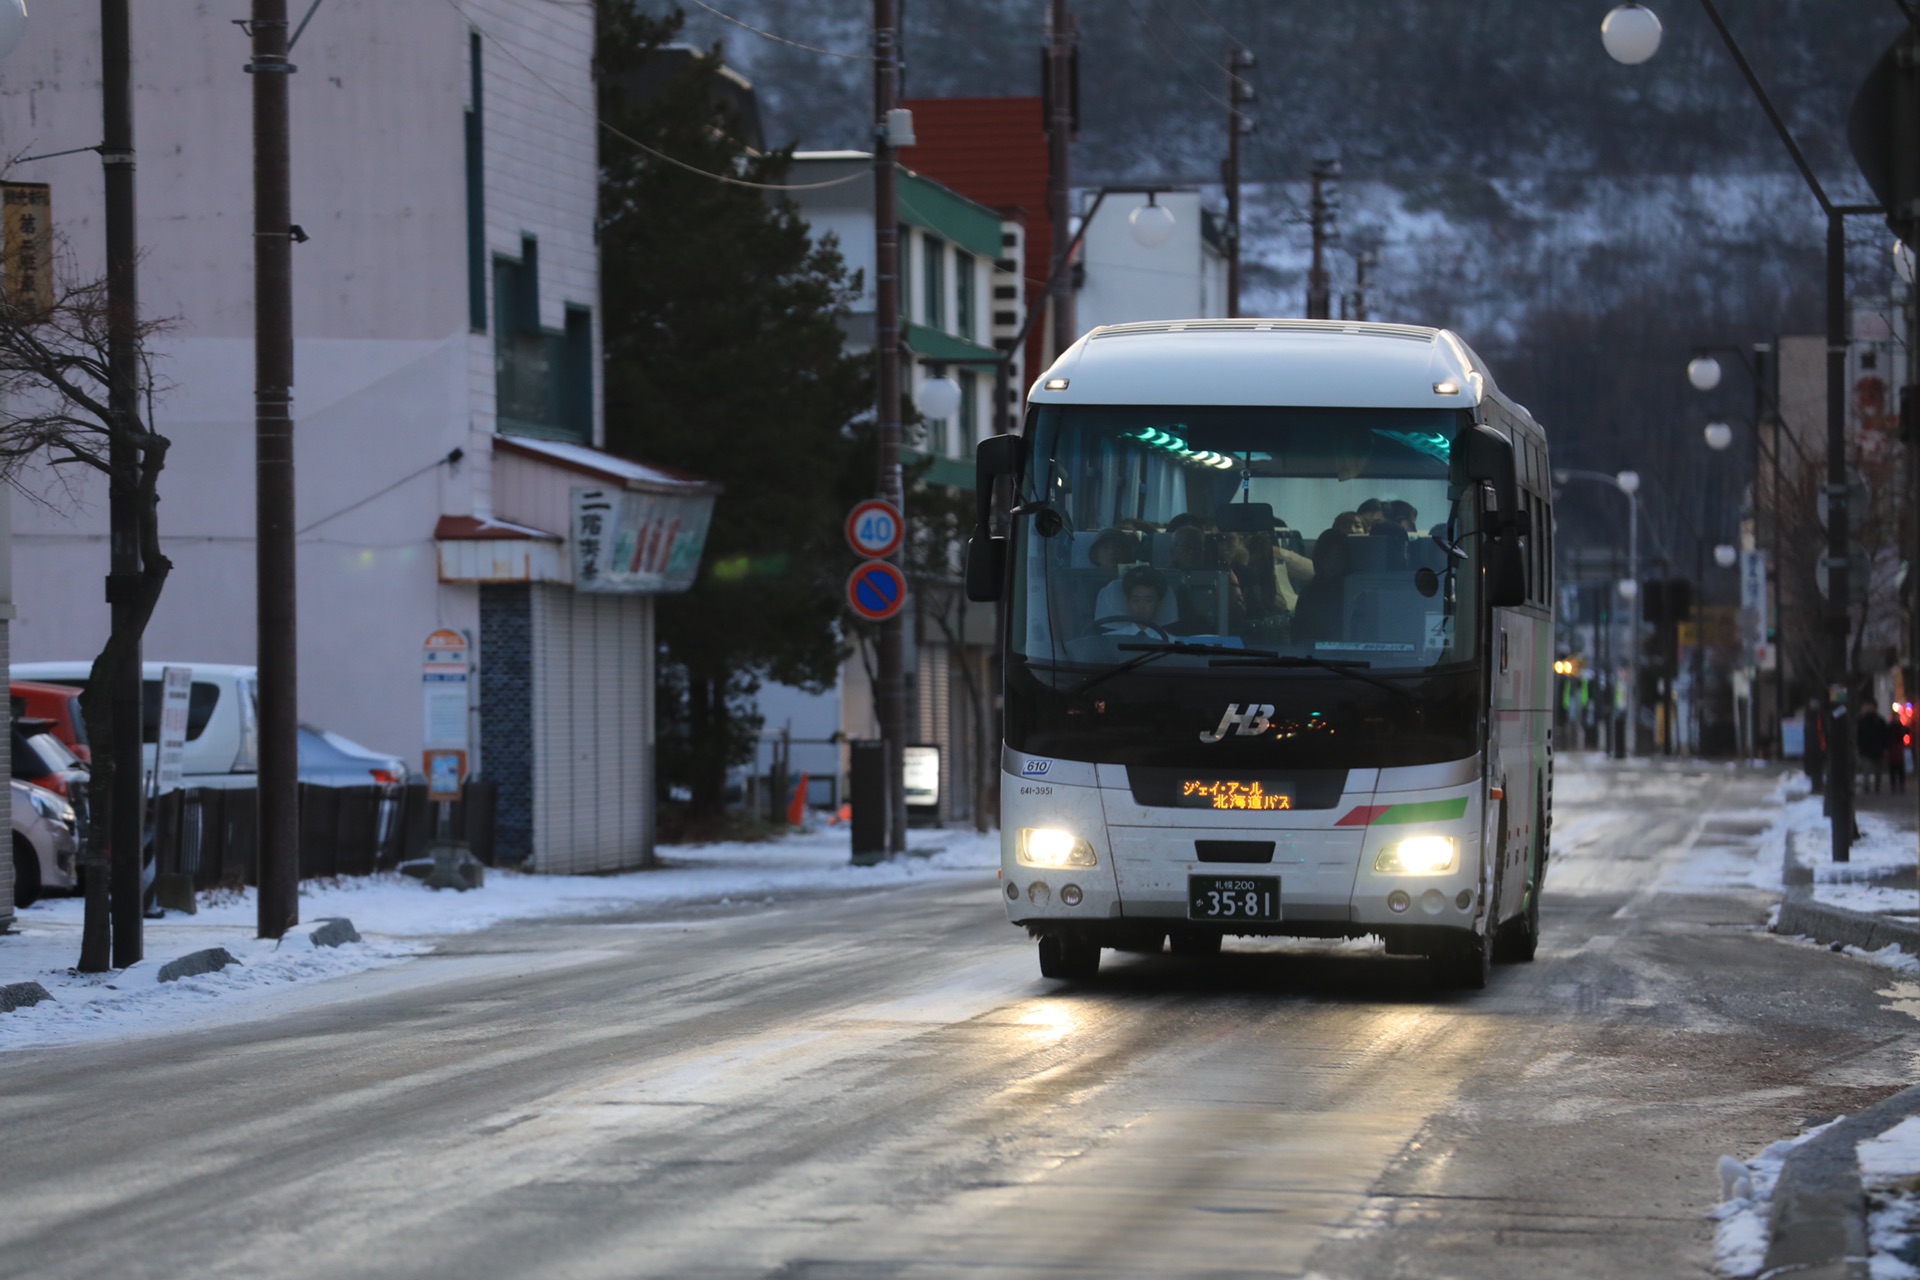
(150, 780), (498, 890)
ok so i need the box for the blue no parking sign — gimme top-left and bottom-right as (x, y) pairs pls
(846, 560), (907, 621)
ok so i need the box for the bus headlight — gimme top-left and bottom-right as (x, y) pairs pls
(1373, 835), (1458, 875)
(1018, 827), (1098, 868)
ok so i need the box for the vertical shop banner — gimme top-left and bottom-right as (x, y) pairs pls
(2, 183), (52, 316)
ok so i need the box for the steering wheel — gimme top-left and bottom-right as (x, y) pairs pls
(1093, 616), (1172, 642)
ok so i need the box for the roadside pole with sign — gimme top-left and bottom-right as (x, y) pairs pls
(844, 499), (905, 864)
(422, 630), (471, 841)
(148, 666), (192, 913)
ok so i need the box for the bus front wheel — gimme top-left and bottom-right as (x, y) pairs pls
(1038, 934), (1101, 980)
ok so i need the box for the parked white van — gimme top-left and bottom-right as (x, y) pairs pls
(12, 662), (259, 789)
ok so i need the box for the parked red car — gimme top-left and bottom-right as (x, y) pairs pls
(11, 680), (90, 763)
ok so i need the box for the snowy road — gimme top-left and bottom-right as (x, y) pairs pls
(5, 757), (1920, 1278)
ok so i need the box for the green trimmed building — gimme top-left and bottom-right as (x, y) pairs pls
(750, 153), (1028, 829)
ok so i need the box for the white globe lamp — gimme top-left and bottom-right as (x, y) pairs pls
(1617, 578), (1640, 600)
(1129, 199), (1177, 249)
(1687, 355), (1722, 392)
(1615, 469), (1640, 495)
(1703, 421), (1733, 451)
(1601, 4), (1663, 65)
(1898, 240), (1916, 285)
(914, 372), (962, 422)
(1714, 544), (1738, 569)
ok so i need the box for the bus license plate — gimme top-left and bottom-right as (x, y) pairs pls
(1188, 875), (1280, 922)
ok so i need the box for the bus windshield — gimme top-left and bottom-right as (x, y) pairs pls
(1012, 404), (1481, 676)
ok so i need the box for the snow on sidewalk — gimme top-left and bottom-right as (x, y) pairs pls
(0, 826), (1001, 1052)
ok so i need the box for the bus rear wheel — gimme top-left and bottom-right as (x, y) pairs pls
(1038, 934), (1101, 980)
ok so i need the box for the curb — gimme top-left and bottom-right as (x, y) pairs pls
(1773, 890), (1920, 956)
(1761, 1082), (1920, 1280)
(1763, 822), (1920, 1277)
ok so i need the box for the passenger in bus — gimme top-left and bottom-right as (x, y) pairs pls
(1088, 528), (1140, 578)
(1382, 500), (1420, 534)
(1168, 526), (1245, 634)
(1291, 527), (1353, 643)
(1356, 498), (1386, 532)
(1098, 566), (1171, 636)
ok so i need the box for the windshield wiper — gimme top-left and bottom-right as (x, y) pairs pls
(1206, 652), (1415, 700)
(1066, 640), (1276, 698)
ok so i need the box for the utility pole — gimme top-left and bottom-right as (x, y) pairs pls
(251, 0), (300, 933)
(872, 0), (908, 856)
(1224, 47), (1253, 318)
(1046, 0), (1075, 358)
(101, 0), (143, 967)
(1350, 249), (1375, 322)
(1306, 158), (1338, 320)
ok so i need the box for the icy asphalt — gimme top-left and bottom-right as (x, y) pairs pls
(3, 755), (1920, 1277)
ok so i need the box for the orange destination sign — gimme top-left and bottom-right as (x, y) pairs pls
(1181, 780), (1292, 812)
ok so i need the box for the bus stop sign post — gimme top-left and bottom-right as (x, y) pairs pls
(846, 498), (904, 559)
(846, 503), (907, 860)
(847, 560), (907, 622)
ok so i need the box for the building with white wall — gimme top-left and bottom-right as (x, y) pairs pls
(0, 2), (710, 872)
(1074, 188), (1229, 334)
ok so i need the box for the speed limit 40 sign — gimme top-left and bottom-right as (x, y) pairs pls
(845, 498), (903, 558)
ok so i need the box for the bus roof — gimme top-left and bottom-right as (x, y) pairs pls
(1029, 319), (1497, 412)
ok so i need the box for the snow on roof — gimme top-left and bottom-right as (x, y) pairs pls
(432, 515), (561, 542)
(492, 435), (719, 494)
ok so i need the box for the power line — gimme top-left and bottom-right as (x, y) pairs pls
(687, 0), (867, 60)
(443, 0), (866, 193)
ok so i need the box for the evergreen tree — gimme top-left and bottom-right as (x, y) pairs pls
(597, 5), (872, 820)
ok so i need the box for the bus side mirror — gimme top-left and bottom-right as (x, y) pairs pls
(1461, 424), (1527, 607)
(966, 435), (1024, 602)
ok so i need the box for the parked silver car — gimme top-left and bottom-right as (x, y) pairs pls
(12, 777), (78, 907)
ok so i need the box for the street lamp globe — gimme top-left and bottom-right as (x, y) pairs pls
(1601, 4), (1663, 65)
(1715, 544), (1738, 568)
(1703, 421), (1733, 451)
(1617, 578), (1640, 600)
(1129, 199), (1177, 249)
(0, 1), (27, 62)
(913, 372), (961, 421)
(1687, 355), (1722, 392)
(1898, 240), (1917, 285)
(1615, 469), (1640, 495)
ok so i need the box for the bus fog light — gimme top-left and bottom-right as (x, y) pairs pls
(1028, 881), (1052, 906)
(1007, 883), (1019, 900)
(1387, 890), (1411, 913)
(1018, 827), (1098, 868)
(1456, 889), (1474, 910)
(1060, 884), (1083, 906)
(1420, 888), (1446, 915)
(1373, 835), (1458, 875)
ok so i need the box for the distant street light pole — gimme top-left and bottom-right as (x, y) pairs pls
(1606, 0), (1877, 861)
(1556, 468), (1641, 757)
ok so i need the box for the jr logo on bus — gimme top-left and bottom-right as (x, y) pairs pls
(1200, 703), (1275, 743)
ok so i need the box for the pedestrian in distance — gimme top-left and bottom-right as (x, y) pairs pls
(1857, 706), (1888, 795)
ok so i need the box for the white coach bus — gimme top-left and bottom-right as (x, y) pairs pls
(964, 320), (1554, 988)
